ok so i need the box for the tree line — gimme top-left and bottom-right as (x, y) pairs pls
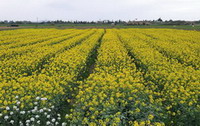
(0, 18), (200, 26)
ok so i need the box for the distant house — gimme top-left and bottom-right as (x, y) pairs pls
(186, 21), (196, 26)
(111, 23), (115, 26)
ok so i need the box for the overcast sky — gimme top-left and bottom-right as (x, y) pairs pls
(0, 0), (199, 21)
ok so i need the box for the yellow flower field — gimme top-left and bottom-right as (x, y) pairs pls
(0, 28), (199, 126)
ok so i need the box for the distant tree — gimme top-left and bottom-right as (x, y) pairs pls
(15, 21), (23, 24)
(4, 20), (8, 24)
(196, 20), (200, 24)
(9, 21), (14, 24)
(157, 18), (162, 22)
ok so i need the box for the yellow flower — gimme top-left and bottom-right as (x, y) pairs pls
(133, 121), (139, 126)
(148, 114), (154, 120)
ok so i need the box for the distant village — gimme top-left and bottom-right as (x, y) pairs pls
(0, 18), (199, 27)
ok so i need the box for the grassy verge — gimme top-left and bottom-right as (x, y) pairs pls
(0, 24), (200, 31)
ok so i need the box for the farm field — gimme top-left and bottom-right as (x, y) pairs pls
(1, 24), (200, 31)
(0, 28), (200, 126)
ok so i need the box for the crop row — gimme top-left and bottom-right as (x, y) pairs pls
(69, 29), (163, 125)
(0, 29), (104, 125)
(117, 29), (200, 125)
(0, 29), (94, 82)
